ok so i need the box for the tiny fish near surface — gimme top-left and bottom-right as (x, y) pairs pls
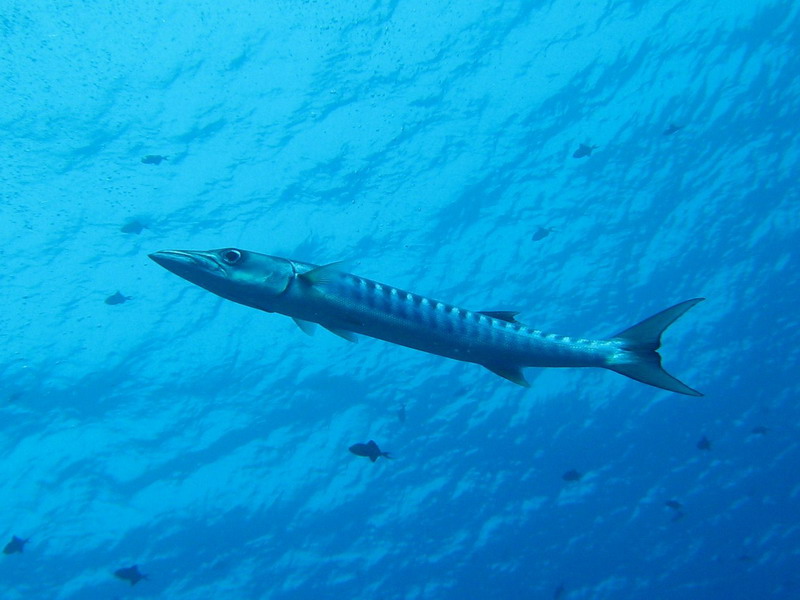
(149, 248), (704, 395)
(114, 565), (147, 586)
(572, 143), (598, 158)
(3, 535), (28, 554)
(105, 291), (131, 305)
(349, 440), (392, 462)
(531, 226), (556, 241)
(120, 219), (147, 234)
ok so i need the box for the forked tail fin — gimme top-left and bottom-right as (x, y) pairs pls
(607, 298), (705, 396)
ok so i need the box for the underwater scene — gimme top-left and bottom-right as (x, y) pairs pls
(2, 1), (799, 598)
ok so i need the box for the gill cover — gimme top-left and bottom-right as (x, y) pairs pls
(149, 248), (295, 310)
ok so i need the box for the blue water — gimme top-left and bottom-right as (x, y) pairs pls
(2, 1), (799, 598)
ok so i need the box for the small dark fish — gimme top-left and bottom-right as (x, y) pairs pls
(114, 565), (147, 586)
(105, 292), (131, 305)
(750, 425), (768, 436)
(141, 155), (167, 165)
(572, 144), (598, 158)
(670, 510), (686, 522)
(3, 535), (28, 555)
(349, 440), (392, 462)
(696, 435), (711, 451)
(120, 220), (147, 234)
(665, 500), (683, 511)
(562, 469), (582, 482)
(554, 582), (566, 599)
(397, 404), (406, 424)
(663, 124), (683, 135)
(531, 226), (556, 242)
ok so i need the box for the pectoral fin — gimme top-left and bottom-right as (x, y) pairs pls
(292, 318), (316, 336)
(484, 363), (530, 387)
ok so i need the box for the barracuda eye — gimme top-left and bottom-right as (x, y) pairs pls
(221, 249), (243, 265)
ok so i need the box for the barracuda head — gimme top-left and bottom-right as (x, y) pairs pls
(149, 248), (295, 311)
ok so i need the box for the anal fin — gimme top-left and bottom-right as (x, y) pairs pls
(323, 326), (358, 343)
(483, 363), (530, 387)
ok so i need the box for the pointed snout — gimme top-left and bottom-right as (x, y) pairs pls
(149, 249), (222, 280)
(149, 249), (191, 266)
(149, 250), (195, 275)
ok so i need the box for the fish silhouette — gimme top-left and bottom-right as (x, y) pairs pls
(349, 440), (392, 462)
(572, 144), (598, 158)
(663, 124), (683, 135)
(562, 469), (582, 482)
(696, 435), (711, 450)
(141, 155), (168, 165)
(3, 536), (28, 554)
(114, 565), (147, 585)
(531, 226), (556, 241)
(105, 292), (132, 305)
(120, 220), (147, 234)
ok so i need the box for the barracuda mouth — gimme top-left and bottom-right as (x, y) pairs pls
(149, 250), (225, 279)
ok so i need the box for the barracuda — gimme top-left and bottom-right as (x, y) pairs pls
(149, 248), (704, 396)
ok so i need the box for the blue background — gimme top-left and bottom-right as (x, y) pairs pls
(1, 1), (799, 598)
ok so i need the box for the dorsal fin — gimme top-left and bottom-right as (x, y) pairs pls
(298, 261), (349, 286)
(478, 310), (520, 323)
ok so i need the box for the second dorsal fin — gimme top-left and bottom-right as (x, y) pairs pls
(478, 310), (520, 323)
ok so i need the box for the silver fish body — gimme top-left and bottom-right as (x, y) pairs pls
(150, 248), (703, 395)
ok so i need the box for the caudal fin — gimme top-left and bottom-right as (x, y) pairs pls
(607, 298), (704, 396)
